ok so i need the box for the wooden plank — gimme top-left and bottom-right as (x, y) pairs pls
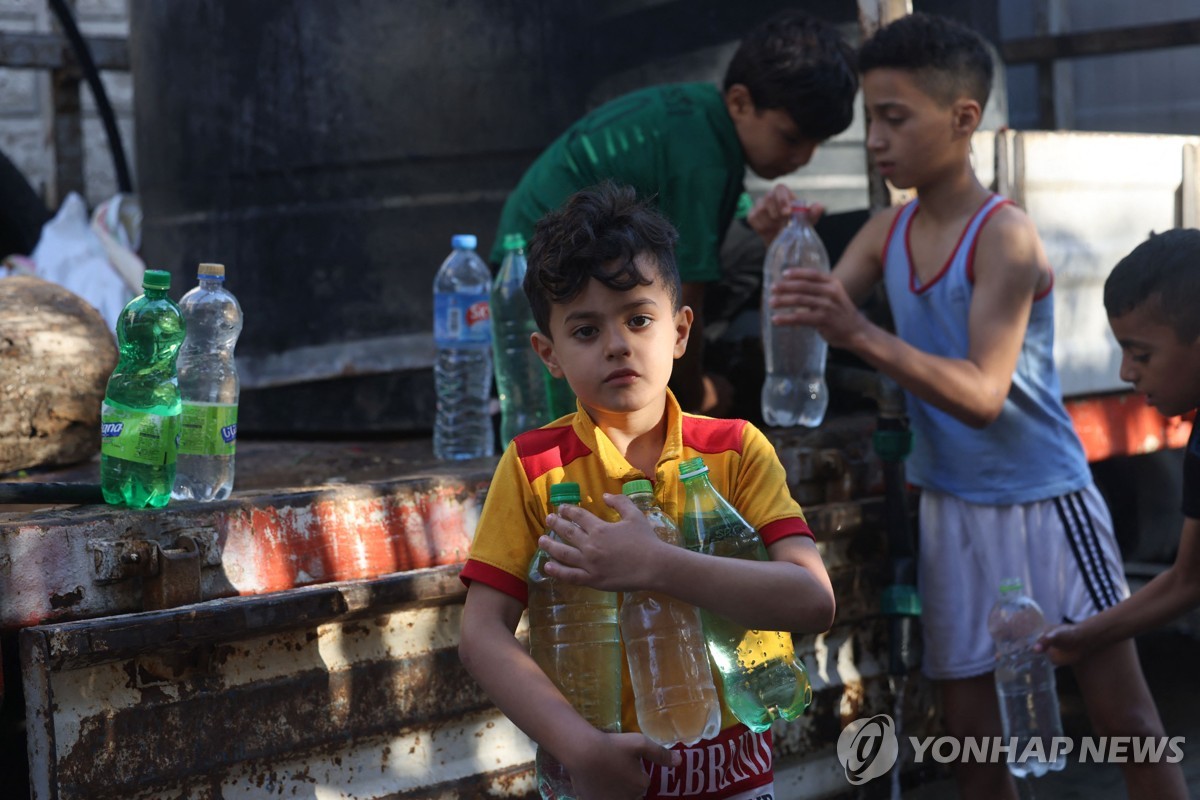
(1003, 19), (1200, 64)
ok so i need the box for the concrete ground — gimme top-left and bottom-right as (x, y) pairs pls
(905, 628), (1200, 799)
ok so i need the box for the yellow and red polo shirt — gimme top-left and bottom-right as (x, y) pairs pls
(461, 391), (812, 601)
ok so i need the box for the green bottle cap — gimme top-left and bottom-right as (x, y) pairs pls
(622, 479), (653, 496)
(678, 457), (708, 480)
(502, 232), (526, 252)
(999, 578), (1024, 595)
(549, 482), (581, 505)
(142, 269), (171, 291)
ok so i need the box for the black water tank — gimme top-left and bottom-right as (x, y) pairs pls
(127, 0), (589, 434)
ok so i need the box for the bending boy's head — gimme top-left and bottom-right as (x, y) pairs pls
(524, 182), (681, 337)
(723, 10), (857, 143)
(858, 12), (993, 109)
(1106, 229), (1200, 344)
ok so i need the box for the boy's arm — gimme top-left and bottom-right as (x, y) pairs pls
(1039, 517), (1200, 665)
(458, 582), (678, 798)
(770, 205), (1042, 428)
(542, 495), (835, 634)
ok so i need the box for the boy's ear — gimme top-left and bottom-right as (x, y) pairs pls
(531, 331), (564, 378)
(673, 305), (695, 359)
(951, 98), (983, 138)
(724, 83), (755, 119)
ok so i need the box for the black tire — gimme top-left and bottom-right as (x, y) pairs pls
(0, 148), (51, 257)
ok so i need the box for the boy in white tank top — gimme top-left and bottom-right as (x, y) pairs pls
(760, 12), (1185, 800)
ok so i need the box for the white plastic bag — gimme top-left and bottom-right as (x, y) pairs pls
(23, 192), (145, 330)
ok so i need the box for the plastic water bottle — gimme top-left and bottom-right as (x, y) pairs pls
(987, 579), (1067, 778)
(678, 456), (812, 732)
(620, 479), (721, 747)
(761, 203), (830, 428)
(100, 269), (185, 508)
(172, 263), (243, 501)
(492, 233), (554, 446)
(527, 482), (621, 799)
(433, 234), (495, 460)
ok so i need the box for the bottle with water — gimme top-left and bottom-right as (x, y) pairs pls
(987, 579), (1067, 778)
(527, 482), (622, 799)
(761, 203), (830, 428)
(492, 233), (554, 446)
(433, 234), (495, 460)
(172, 263), (243, 501)
(620, 479), (721, 747)
(678, 457), (812, 732)
(101, 269), (185, 508)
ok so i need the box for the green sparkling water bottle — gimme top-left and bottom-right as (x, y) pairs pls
(100, 269), (186, 508)
(678, 456), (812, 732)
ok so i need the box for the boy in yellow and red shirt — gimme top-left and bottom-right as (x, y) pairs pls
(459, 182), (834, 800)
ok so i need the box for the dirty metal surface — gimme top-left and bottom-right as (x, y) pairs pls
(21, 564), (535, 799)
(0, 467), (493, 631)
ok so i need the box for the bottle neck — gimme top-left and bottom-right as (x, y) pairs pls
(143, 287), (168, 299)
(199, 277), (224, 289)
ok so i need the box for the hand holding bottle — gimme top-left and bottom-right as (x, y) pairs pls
(767, 264), (866, 350)
(747, 183), (825, 245)
(540, 492), (675, 592)
(560, 729), (680, 800)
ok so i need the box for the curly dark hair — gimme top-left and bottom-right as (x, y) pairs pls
(723, 10), (858, 142)
(858, 12), (994, 108)
(1106, 228), (1200, 343)
(524, 182), (681, 336)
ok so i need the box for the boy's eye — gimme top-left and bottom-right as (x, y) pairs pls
(571, 325), (598, 340)
(628, 315), (653, 329)
(1130, 353), (1151, 365)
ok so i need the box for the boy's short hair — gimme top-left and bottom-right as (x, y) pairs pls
(524, 182), (681, 336)
(1106, 228), (1200, 343)
(858, 12), (994, 109)
(723, 10), (857, 142)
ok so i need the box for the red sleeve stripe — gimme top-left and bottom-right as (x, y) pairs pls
(460, 559), (529, 604)
(515, 425), (592, 483)
(682, 416), (747, 455)
(760, 517), (814, 545)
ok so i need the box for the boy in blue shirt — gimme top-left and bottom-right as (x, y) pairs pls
(766, 14), (1186, 799)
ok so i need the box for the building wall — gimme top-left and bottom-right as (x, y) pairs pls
(0, 0), (134, 213)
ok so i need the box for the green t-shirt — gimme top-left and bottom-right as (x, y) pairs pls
(491, 83), (745, 283)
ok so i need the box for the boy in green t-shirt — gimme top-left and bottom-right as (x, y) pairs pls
(491, 10), (857, 416)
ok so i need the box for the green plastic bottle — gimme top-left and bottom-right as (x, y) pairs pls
(100, 269), (186, 508)
(677, 456), (812, 732)
(526, 482), (621, 799)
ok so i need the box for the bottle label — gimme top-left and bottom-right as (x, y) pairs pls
(101, 404), (180, 466)
(178, 402), (237, 456)
(434, 291), (491, 345)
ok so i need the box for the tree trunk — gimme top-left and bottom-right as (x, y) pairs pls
(0, 276), (118, 473)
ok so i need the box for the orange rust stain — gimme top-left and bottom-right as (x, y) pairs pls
(248, 507), (299, 592)
(312, 498), (398, 581)
(1066, 394), (1194, 463)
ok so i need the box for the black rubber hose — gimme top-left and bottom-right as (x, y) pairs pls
(47, 0), (133, 194)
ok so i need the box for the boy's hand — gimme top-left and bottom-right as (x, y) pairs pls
(767, 267), (867, 348)
(1035, 623), (1090, 667)
(540, 493), (666, 592)
(566, 730), (681, 800)
(747, 184), (825, 245)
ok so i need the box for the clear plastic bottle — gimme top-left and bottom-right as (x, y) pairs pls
(433, 234), (495, 460)
(172, 262), (243, 501)
(527, 482), (622, 799)
(492, 233), (554, 447)
(987, 578), (1067, 778)
(761, 202), (830, 428)
(100, 269), (185, 508)
(620, 479), (721, 747)
(678, 456), (812, 732)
